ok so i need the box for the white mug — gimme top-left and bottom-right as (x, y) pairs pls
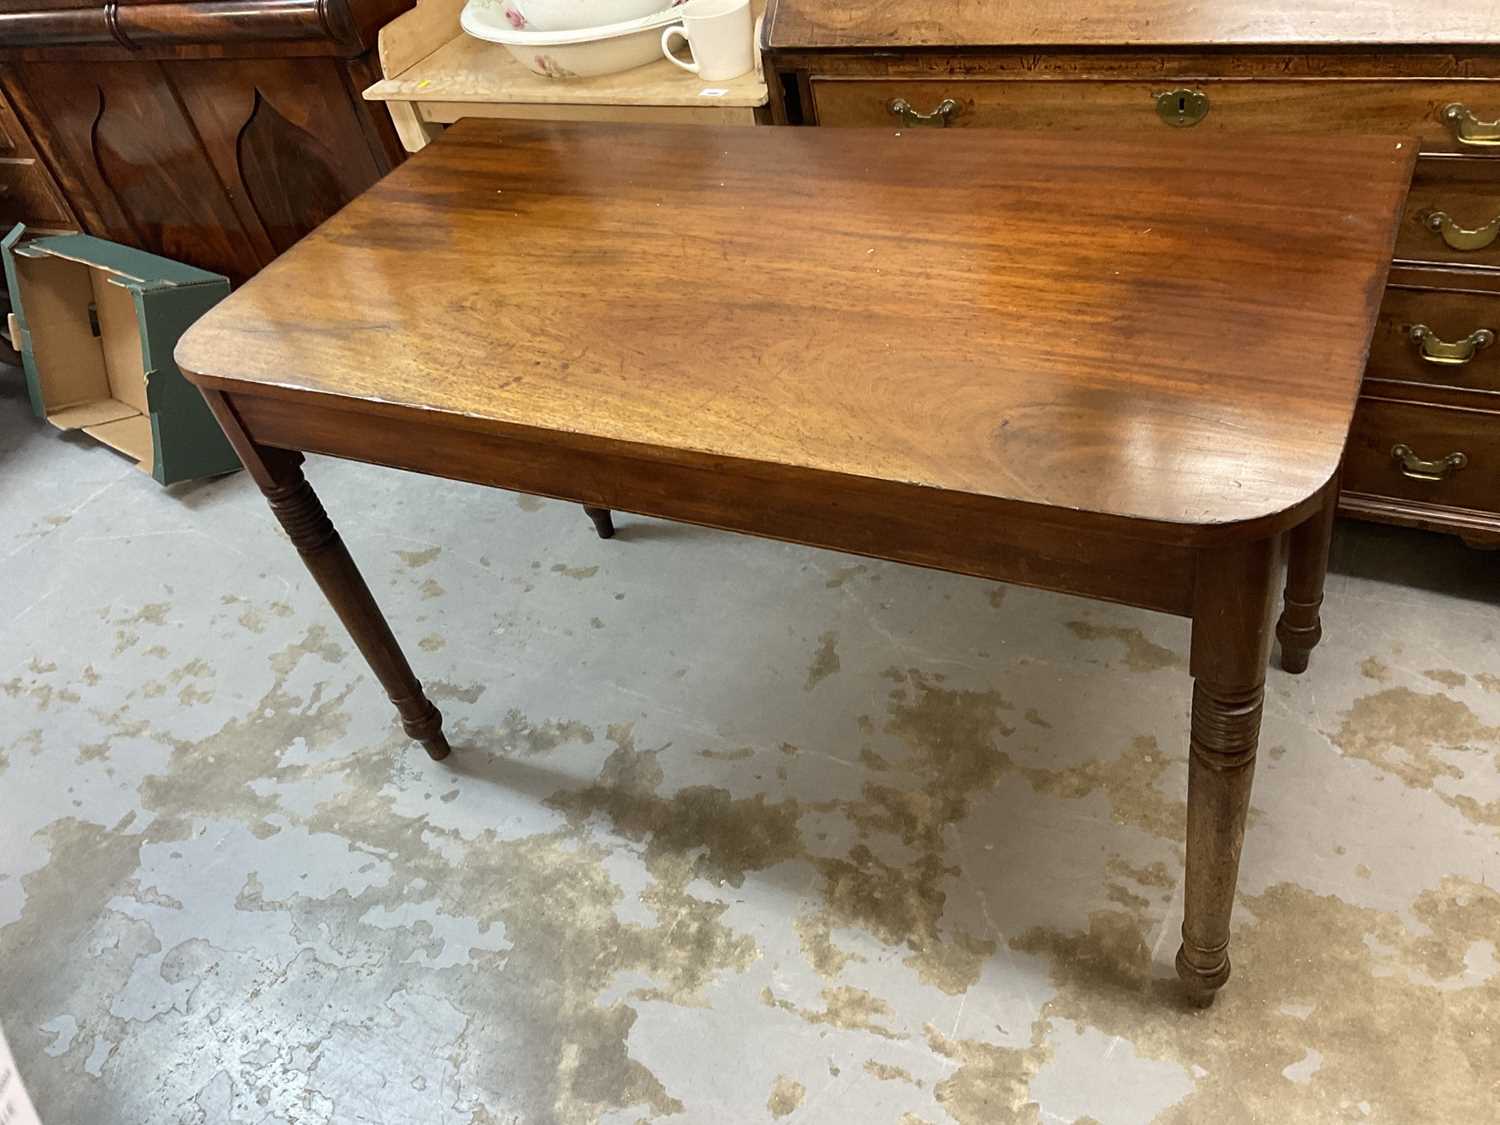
(660, 0), (754, 82)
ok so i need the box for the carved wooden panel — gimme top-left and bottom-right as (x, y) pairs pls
(1, 52), (399, 284)
(3, 60), (264, 280)
(170, 59), (387, 257)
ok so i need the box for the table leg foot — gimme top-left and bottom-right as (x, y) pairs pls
(583, 506), (615, 540)
(1175, 942), (1229, 1005)
(1276, 479), (1337, 675)
(399, 700), (451, 761)
(1181, 538), (1277, 1005)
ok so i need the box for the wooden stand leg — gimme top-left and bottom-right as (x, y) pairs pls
(583, 506), (615, 540)
(1275, 480), (1338, 674)
(202, 392), (449, 760)
(1177, 537), (1279, 1006)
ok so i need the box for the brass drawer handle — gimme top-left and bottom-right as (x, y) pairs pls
(1442, 103), (1500, 147)
(887, 98), (959, 127)
(1391, 443), (1468, 482)
(1409, 324), (1495, 366)
(1155, 88), (1210, 127)
(1427, 210), (1500, 252)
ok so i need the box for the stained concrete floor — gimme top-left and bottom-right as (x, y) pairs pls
(2, 370), (1499, 1125)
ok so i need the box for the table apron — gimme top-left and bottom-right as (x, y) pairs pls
(226, 390), (1198, 617)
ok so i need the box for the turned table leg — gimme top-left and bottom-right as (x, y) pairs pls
(1177, 536), (1280, 1005)
(202, 392), (450, 760)
(583, 506), (615, 539)
(1276, 478), (1338, 674)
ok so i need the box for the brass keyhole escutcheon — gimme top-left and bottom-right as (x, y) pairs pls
(1156, 88), (1210, 127)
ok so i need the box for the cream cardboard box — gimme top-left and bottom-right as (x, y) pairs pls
(3, 224), (240, 484)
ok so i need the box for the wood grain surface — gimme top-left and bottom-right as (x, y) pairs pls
(176, 119), (1414, 538)
(763, 0), (1500, 50)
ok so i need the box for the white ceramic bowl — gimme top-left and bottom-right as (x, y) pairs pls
(461, 0), (686, 78)
(496, 0), (679, 33)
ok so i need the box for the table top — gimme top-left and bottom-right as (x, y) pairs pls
(762, 0), (1500, 50)
(176, 120), (1412, 540)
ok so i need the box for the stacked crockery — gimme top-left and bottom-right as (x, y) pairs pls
(462, 0), (692, 78)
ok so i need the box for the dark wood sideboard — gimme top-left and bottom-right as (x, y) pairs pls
(0, 0), (414, 285)
(761, 0), (1500, 547)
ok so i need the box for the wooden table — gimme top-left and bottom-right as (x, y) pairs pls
(174, 120), (1414, 1004)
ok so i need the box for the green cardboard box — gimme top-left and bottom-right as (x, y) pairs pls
(3, 224), (240, 484)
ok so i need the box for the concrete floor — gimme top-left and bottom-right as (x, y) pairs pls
(2, 369), (1498, 1125)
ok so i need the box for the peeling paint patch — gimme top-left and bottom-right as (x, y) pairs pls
(1423, 668), (1467, 688)
(762, 985), (903, 1040)
(865, 1059), (923, 1086)
(927, 1024), (1051, 1125)
(805, 632), (841, 691)
(1329, 687), (1498, 790)
(1065, 621), (1184, 672)
(794, 912), (862, 978)
(824, 564), (867, 589)
(1106, 858), (1175, 890)
(494, 709), (593, 755)
(120, 602), (171, 627)
(396, 545), (442, 568)
(699, 746), (754, 762)
(548, 724), (803, 887)
(427, 679), (486, 704)
(1013, 877), (1500, 1123)
(767, 1075), (806, 1118)
(1020, 735), (1183, 841)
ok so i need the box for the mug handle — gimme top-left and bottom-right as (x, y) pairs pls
(661, 25), (699, 73)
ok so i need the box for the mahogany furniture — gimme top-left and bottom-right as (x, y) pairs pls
(174, 121), (1414, 1004)
(760, 0), (1500, 547)
(0, 0), (415, 285)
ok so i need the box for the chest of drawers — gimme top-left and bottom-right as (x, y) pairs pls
(761, 0), (1500, 546)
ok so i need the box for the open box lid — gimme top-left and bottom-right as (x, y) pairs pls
(3, 223), (240, 485)
(4, 226), (229, 294)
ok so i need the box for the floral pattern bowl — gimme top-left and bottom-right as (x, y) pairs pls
(461, 0), (691, 78)
(496, 0), (677, 32)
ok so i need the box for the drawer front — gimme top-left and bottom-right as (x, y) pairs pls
(810, 79), (1500, 155)
(1344, 397), (1500, 514)
(0, 157), (73, 229)
(1369, 286), (1500, 394)
(1399, 159), (1500, 268)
